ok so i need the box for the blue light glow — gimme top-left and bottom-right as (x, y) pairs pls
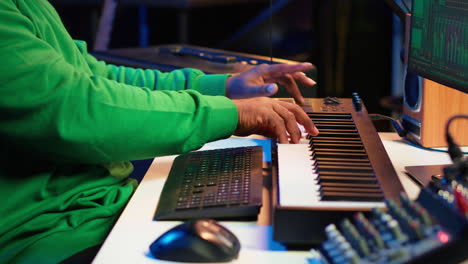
(158, 230), (185, 246)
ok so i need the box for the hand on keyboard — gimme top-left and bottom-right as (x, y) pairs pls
(232, 97), (319, 144)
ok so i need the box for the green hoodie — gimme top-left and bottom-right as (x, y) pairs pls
(0, 0), (238, 263)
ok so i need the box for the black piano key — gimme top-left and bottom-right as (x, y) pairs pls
(312, 120), (355, 125)
(319, 182), (381, 189)
(314, 129), (358, 134)
(316, 165), (374, 173)
(314, 156), (370, 163)
(308, 137), (362, 143)
(308, 113), (352, 119)
(310, 127), (356, 134)
(312, 151), (369, 159)
(315, 161), (372, 167)
(313, 133), (360, 139)
(312, 122), (355, 127)
(310, 143), (365, 150)
(312, 116), (353, 121)
(320, 191), (384, 202)
(310, 112), (351, 116)
(314, 124), (357, 130)
(310, 142), (363, 148)
(310, 122), (355, 128)
(318, 171), (375, 177)
(318, 176), (379, 184)
(312, 116), (354, 120)
(319, 186), (382, 193)
(308, 112), (351, 115)
(312, 148), (367, 154)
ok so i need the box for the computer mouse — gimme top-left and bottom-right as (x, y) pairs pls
(149, 219), (241, 262)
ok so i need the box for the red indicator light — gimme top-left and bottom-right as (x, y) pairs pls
(437, 231), (450, 243)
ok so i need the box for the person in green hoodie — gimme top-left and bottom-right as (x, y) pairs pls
(0, 0), (319, 263)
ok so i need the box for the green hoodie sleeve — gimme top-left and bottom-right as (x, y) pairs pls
(75, 40), (231, 96)
(0, 1), (238, 164)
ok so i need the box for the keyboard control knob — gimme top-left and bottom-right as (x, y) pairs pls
(352, 92), (362, 112)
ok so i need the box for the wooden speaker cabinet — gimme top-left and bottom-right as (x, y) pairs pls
(402, 78), (468, 148)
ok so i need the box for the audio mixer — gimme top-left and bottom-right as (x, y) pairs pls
(308, 161), (468, 264)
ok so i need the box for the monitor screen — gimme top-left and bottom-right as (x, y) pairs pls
(408, 0), (468, 93)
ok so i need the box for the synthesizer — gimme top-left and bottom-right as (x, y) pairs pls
(272, 96), (405, 246)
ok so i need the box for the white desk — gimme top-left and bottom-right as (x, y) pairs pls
(92, 132), (463, 264)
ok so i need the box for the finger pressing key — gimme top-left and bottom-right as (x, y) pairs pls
(279, 101), (319, 136)
(273, 104), (301, 143)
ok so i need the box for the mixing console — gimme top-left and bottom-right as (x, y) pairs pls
(308, 162), (468, 264)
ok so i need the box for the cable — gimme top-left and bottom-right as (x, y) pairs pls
(445, 114), (468, 163)
(443, 114), (468, 183)
(368, 114), (468, 155)
(368, 114), (407, 138)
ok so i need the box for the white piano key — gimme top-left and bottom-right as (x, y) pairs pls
(277, 143), (385, 208)
(278, 144), (320, 204)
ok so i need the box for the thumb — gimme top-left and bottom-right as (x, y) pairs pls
(248, 83), (278, 97)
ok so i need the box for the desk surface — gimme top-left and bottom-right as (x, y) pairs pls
(92, 132), (462, 264)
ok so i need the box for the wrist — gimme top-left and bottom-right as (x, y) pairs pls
(225, 73), (239, 98)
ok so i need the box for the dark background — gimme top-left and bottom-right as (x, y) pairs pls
(50, 0), (395, 116)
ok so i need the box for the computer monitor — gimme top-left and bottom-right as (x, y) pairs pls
(408, 0), (468, 93)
